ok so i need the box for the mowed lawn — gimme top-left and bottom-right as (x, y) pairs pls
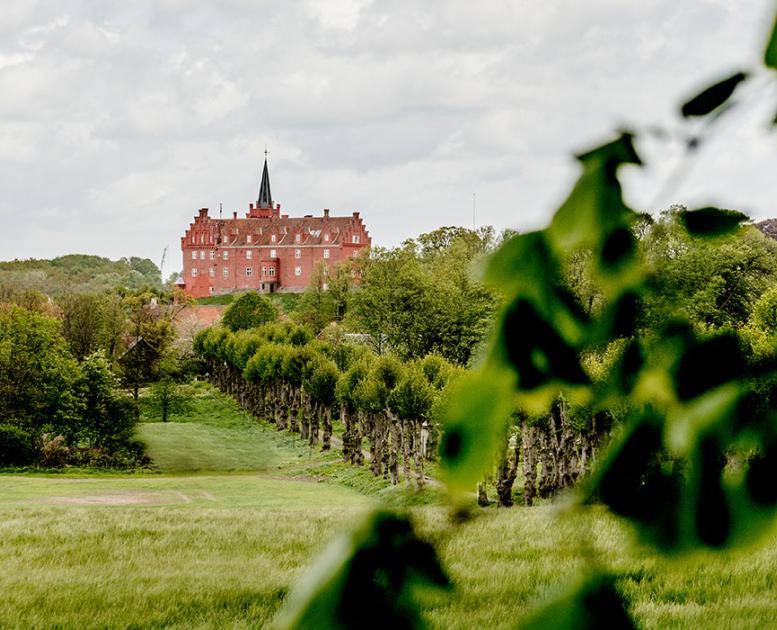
(2, 383), (777, 629)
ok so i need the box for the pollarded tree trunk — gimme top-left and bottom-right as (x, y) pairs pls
(412, 421), (425, 489)
(300, 395), (310, 441)
(322, 407), (332, 451)
(387, 412), (401, 485)
(495, 430), (520, 507)
(522, 421), (538, 506)
(309, 402), (320, 447)
(341, 405), (353, 463)
(400, 419), (412, 486)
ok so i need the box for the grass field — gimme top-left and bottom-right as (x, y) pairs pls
(2, 383), (777, 629)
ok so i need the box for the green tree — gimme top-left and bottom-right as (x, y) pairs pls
(222, 292), (277, 332)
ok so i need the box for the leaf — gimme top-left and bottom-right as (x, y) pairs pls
(548, 133), (641, 255)
(677, 207), (749, 236)
(680, 72), (748, 118)
(275, 511), (449, 630)
(521, 573), (636, 630)
(439, 368), (516, 495)
(765, 10), (777, 70)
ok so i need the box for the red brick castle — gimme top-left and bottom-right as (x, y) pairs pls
(180, 159), (371, 297)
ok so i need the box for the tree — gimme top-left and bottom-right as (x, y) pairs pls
(147, 378), (191, 422)
(222, 292), (277, 332)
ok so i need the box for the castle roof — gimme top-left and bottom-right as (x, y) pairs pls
(257, 158), (273, 209)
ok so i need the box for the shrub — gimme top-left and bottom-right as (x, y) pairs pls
(0, 423), (36, 466)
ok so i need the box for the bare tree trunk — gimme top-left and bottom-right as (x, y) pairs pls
(387, 412), (400, 485)
(401, 419), (412, 486)
(477, 481), (490, 507)
(322, 407), (332, 451)
(495, 430), (520, 507)
(522, 421), (537, 506)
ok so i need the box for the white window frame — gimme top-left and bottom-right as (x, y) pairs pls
(270, 249), (277, 258)
(246, 250), (253, 260)
(294, 266), (301, 276)
(191, 268), (198, 277)
(223, 267), (229, 278)
(324, 233), (330, 242)
(323, 248), (330, 259)
(191, 251), (197, 260)
(246, 267), (253, 277)
(209, 251), (215, 260)
(208, 268), (215, 277)
(222, 250), (229, 260)
(247, 235), (252, 243)
(268, 267), (275, 277)
(295, 248), (301, 259)
(295, 233), (301, 243)
(271, 234), (276, 243)
(352, 234), (360, 244)
(208, 286), (214, 294)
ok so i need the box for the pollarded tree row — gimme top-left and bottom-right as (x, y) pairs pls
(193, 322), (463, 488)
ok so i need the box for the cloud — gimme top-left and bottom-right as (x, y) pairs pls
(1, 0), (776, 270)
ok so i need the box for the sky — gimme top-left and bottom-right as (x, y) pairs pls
(2, 0), (777, 275)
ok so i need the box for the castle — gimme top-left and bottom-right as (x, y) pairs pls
(180, 159), (371, 297)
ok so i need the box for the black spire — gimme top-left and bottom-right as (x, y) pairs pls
(257, 157), (273, 209)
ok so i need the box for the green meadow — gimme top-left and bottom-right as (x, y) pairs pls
(2, 383), (777, 629)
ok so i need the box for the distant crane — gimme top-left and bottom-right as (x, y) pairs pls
(159, 246), (168, 283)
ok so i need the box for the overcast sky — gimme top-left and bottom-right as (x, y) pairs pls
(2, 1), (777, 274)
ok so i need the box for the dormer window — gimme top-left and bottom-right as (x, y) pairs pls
(246, 250), (253, 260)
(324, 233), (330, 242)
(270, 249), (277, 258)
(271, 234), (276, 243)
(295, 248), (301, 259)
(352, 235), (360, 244)
(247, 235), (253, 243)
(295, 233), (301, 243)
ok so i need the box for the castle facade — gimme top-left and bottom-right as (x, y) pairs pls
(180, 159), (371, 297)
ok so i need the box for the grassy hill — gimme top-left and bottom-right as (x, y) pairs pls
(0, 254), (161, 295)
(1, 384), (777, 628)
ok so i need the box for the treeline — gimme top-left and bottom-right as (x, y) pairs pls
(194, 312), (464, 488)
(0, 254), (162, 296)
(293, 226), (505, 365)
(0, 285), (194, 468)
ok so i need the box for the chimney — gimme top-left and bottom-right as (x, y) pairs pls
(250, 203), (254, 210)
(352, 211), (360, 219)
(323, 208), (330, 218)
(233, 211), (237, 219)
(198, 208), (208, 218)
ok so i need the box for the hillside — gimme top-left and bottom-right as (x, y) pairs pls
(0, 254), (162, 295)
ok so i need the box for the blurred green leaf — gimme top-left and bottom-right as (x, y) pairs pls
(439, 368), (516, 495)
(680, 72), (748, 117)
(765, 11), (777, 69)
(677, 207), (748, 236)
(276, 511), (449, 630)
(521, 573), (635, 630)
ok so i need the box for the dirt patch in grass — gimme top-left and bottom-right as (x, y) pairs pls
(36, 492), (170, 506)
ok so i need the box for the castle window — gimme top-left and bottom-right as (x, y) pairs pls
(223, 251), (229, 260)
(261, 266), (267, 276)
(322, 283), (329, 291)
(199, 250), (205, 260)
(352, 235), (360, 244)
(209, 287), (215, 294)
(352, 251), (358, 258)
(323, 248), (330, 259)
(200, 234), (204, 244)
(223, 268), (229, 278)
(209, 268), (215, 277)
(209, 251), (215, 260)
(294, 266), (301, 276)
(270, 249), (277, 258)
(295, 248), (301, 259)
(324, 233), (330, 242)
(191, 251), (197, 260)
(268, 267), (275, 277)
(247, 235), (252, 243)
(295, 233), (301, 243)
(271, 234), (276, 243)
(246, 267), (253, 277)
(246, 250), (253, 260)
(191, 268), (198, 277)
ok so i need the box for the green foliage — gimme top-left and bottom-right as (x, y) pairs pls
(221, 292), (277, 332)
(0, 254), (161, 295)
(680, 72), (748, 118)
(0, 424), (36, 466)
(277, 511), (449, 630)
